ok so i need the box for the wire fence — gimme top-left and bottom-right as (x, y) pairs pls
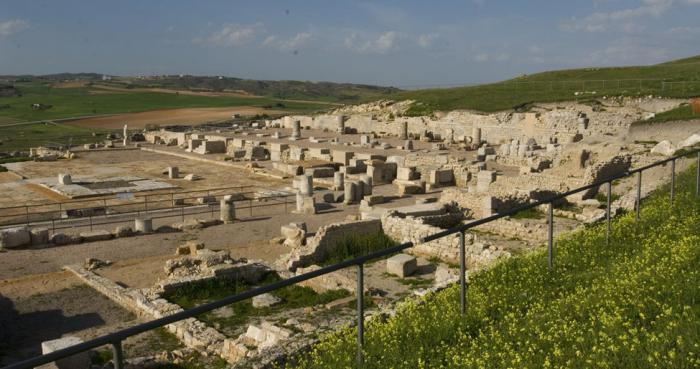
(2, 148), (699, 369)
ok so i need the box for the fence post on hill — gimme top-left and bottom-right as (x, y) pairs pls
(459, 231), (466, 315)
(548, 202), (554, 270)
(356, 263), (365, 366)
(636, 171), (642, 221)
(111, 340), (124, 369)
(606, 181), (612, 245)
(671, 159), (676, 204)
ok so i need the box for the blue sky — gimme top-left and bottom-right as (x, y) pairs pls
(1, 0), (699, 87)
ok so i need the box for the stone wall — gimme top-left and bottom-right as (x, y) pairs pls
(283, 219), (382, 271)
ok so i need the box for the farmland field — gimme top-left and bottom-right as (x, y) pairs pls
(0, 83), (331, 123)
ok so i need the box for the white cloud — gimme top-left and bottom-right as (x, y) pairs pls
(0, 19), (29, 37)
(263, 32), (313, 51)
(417, 33), (438, 48)
(561, 0), (674, 33)
(197, 23), (262, 47)
(344, 31), (398, 54)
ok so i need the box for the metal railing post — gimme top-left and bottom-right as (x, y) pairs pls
(636, 171), (642, 221)
(548, 202), (554, 270)
(671, 159), (676, 204)
(459, 231), (466, 315)
(606, 181), (612, 245)
(111, 340), (124, 369)
(181, 206), (184, 222)
(250, 199), (253, 217)
(89, 215), (93, 231)
(144, 195), (148, 212)
(356, 263), (364, 366)
(25, 206), (29, 226)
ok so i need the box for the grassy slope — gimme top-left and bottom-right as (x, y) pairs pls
(394, 55), (700, 114)
(295, 163), (700, 368)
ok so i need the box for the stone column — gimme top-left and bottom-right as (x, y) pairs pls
(400, 121), (408, 140)
(168, 166), (179, 179)
(333, 172), (344, 191)
(135, 217), (153, 233)
(343, 180), (357, 204)
(220, 199), (236, 223)
(58, 173), (72, 185)
(472, 127), (481, 146)
(298, 175), (313, 196)
(359, 174), (373, 196)
(291, 120), (301, 140)
(336, 115), (345, 134)
(123, 124), (128, 146)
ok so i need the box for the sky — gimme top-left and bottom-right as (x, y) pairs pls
(1, 0), (699, 88)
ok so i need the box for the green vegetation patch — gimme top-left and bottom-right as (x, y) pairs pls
(393, 55), (700, 114)
(509, 207), (545, 220)
(633, 104), (699, 126)
(293, 163), (700, 368)
(0, 82), (330, 122)
(164, 274), (350, 329)
(320, 231), (398, 266)
(0, 122), (107, 152)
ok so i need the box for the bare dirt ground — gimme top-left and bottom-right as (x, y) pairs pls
(0, 149), (287, 208)
(63, 107), (288, 130)
(0, 272), (141, 365)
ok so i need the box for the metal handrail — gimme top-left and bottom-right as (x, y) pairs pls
(3, 148), (699, 369)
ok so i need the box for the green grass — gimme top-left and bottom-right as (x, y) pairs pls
(164, 274), (350, 329)
(634, 104), (699, 125)
(510, 207), (545, 220)
(0, 82), (330, 122)
(0, 122), (107, 152)
(595, 191), (622, 205)
(293, 162), (700, 368)
(392, 55), (700, 114)
(320, 231), (398, 266)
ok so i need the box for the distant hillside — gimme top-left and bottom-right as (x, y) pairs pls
(0, 73), (400, 104)
(391, 54), (700, 115)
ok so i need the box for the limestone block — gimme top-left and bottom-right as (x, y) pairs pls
(252, 293), (282, 308)
(397, 167), (418, 181)
(386, 253), (418, 278)
(0, 227), (31, 249)
(30, 228), (49, 246)
(651, 140), (675, 156)
(40, 336), (90, 369)
(50, 233), (82, 246)
(79, 230), (113, 243)
(135, 217), (153, 233)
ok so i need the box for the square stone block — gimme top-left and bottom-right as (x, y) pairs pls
(386, 253), (417, 278)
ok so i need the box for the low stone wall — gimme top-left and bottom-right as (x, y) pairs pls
(283, 219), (382, 271)
(381, 213), (465, 262)
(64, 265), (227, 358)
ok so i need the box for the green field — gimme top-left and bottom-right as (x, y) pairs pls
(294, 162), (700, 368)
(0, 123), (105, 152)
(634, 104), (698, 125)
(0, 83), (330, 122)
(393, 56), (700, 114)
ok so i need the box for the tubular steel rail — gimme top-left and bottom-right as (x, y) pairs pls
(3, 148), (699, 369)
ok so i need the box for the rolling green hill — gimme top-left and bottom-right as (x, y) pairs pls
(393, 55), (700, 115)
